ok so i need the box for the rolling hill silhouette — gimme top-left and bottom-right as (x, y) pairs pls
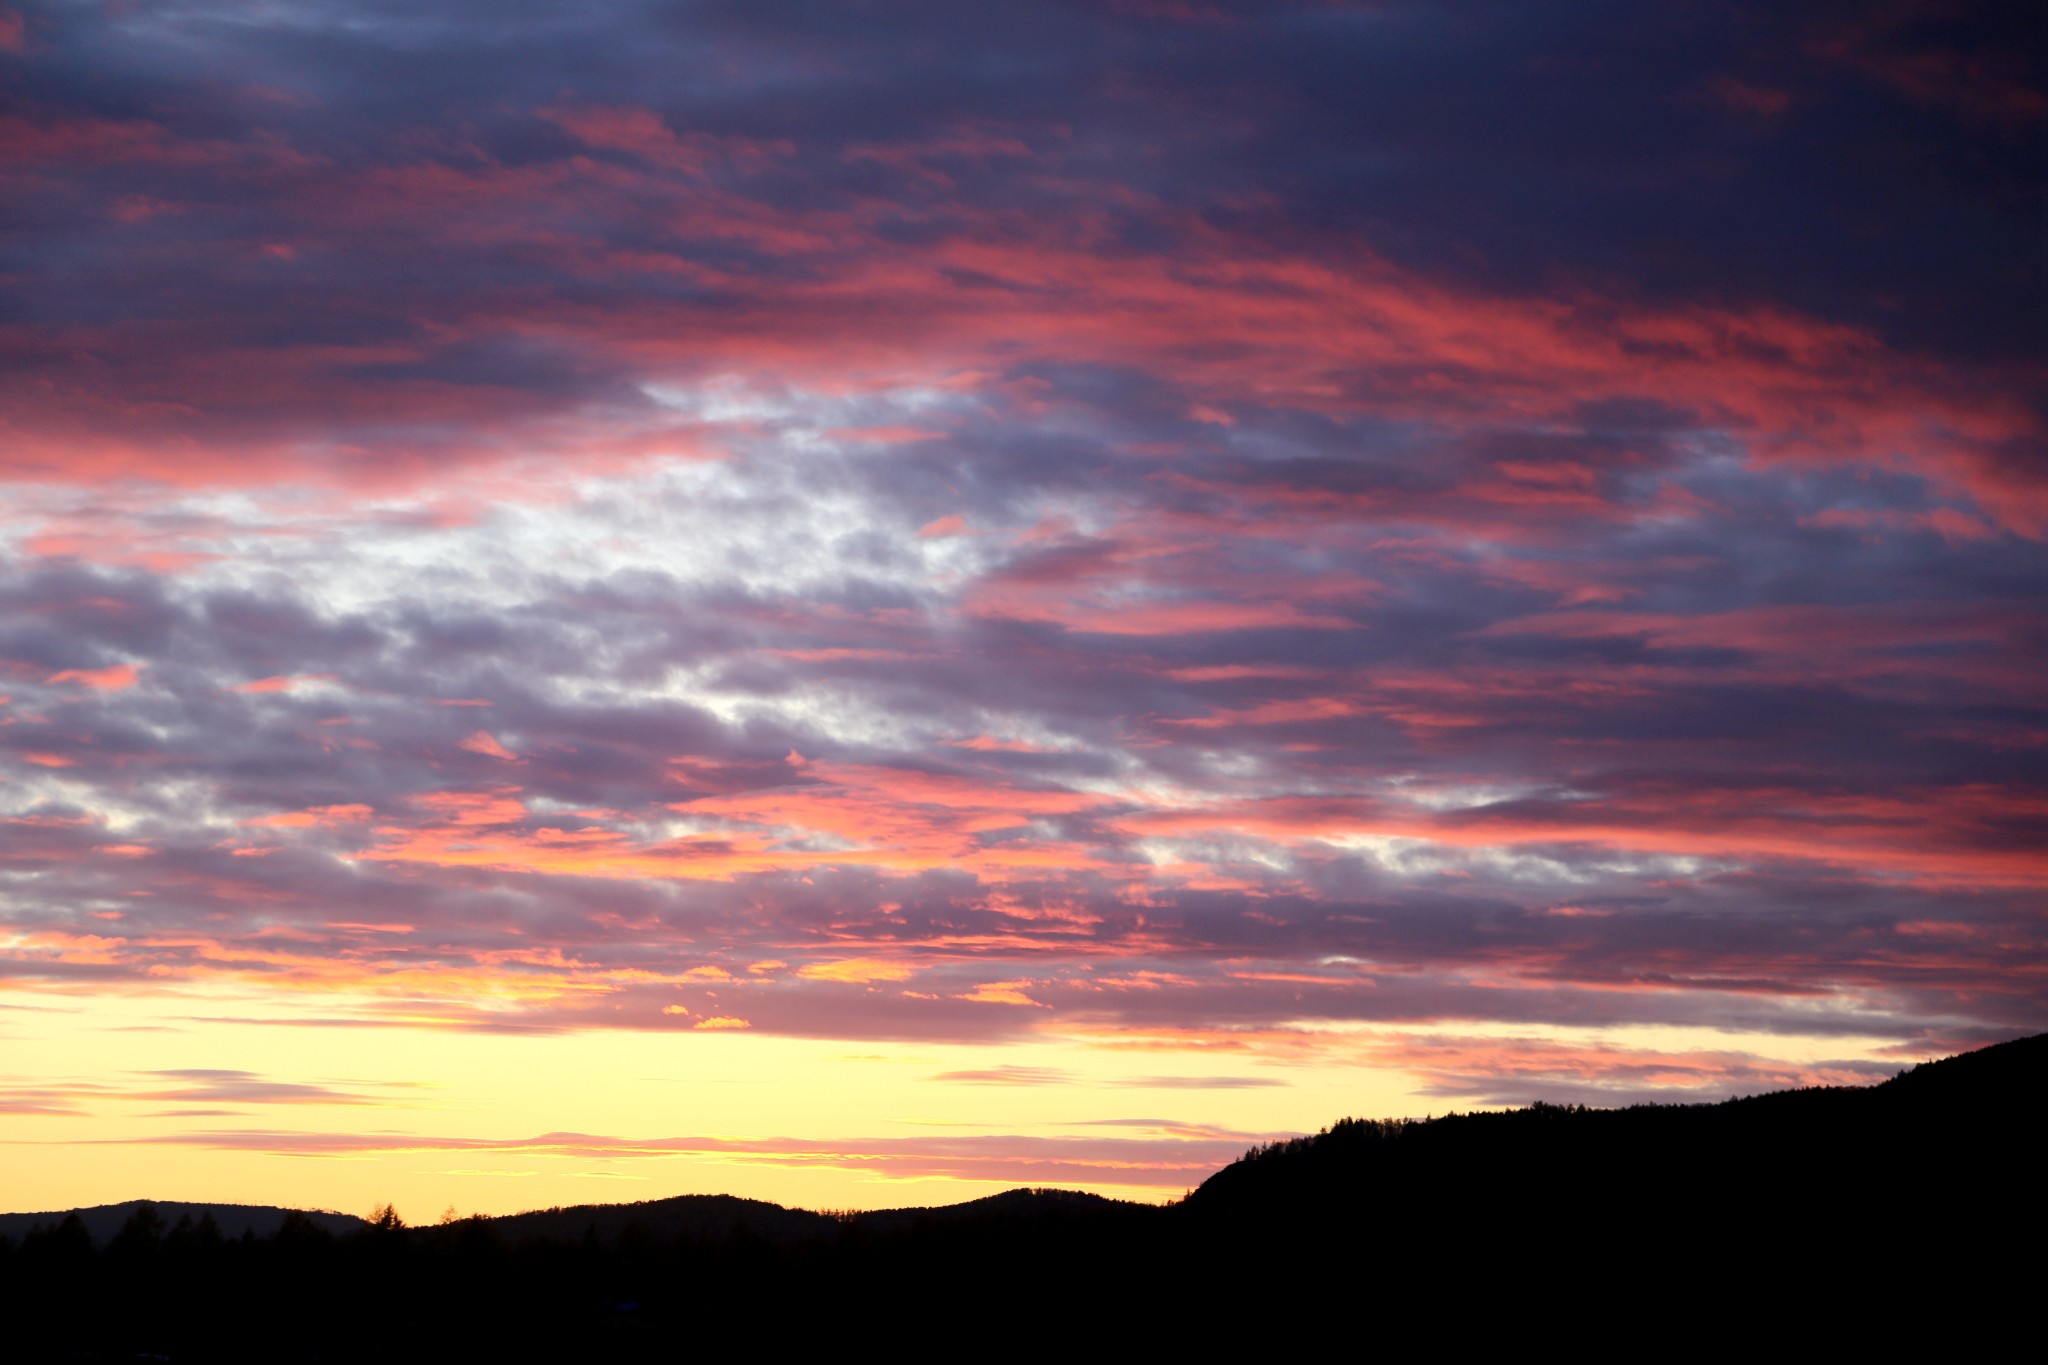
(4, 1034), (2036, 1359)
(481, 1192), (835, 1247)
(846, 1184), (1141, 1233)
(0, 1200), (366, 1248)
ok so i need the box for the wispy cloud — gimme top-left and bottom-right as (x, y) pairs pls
(0, 1070), (423, 1118)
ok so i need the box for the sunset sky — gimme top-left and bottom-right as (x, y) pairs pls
(2, 1), (2043, 1220)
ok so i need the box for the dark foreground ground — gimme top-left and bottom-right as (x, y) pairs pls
(5, 1034), (2039, 1360)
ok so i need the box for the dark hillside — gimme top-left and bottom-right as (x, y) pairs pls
(1180, 1030), (2043, 1324)
(1876, 1030), (2047, 1103)
(1188, 1029), (2044, 1215)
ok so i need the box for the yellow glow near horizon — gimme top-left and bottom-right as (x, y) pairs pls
(0, 984), (1914, 1224)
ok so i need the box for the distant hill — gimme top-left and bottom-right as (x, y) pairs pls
(480, 1192), (835, 1246)
(469, 1185), (1144, 1245)
(846, 1185), (1145, 1233)
(0, 1184), (1160, 1257)
(0, 1199), (367, 1246)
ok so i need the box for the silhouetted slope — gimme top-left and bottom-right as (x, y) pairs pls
(0, 1199), (366, 1246)
(1177, 1031), (2043, 1331)
(1877, 1030), (2047, 1104)
(1186, 1030), (2045, 1217)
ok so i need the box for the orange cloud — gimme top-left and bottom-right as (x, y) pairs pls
(798, 959), (919, 984)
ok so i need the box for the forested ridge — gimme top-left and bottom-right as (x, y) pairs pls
(6, 1035), (2038, 1360)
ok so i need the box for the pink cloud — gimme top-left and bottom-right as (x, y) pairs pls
(458, 731), (518, 761)
(918, 514), (969, 538)
(47, 663), (140, 691)
(232, 674), (334, 694)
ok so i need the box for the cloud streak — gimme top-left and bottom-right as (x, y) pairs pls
(90, 1124), (1265, 1190)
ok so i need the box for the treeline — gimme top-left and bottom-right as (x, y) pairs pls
(5, 1034), (2039, 1360)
